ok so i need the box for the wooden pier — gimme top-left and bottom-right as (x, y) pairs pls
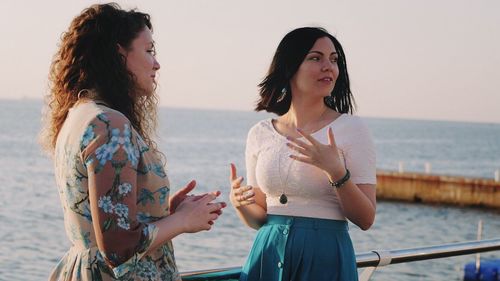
(376, 170), (500, 208)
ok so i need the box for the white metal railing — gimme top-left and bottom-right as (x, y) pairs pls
(180, 238), (500, 280)
(357, 238), (500, 280)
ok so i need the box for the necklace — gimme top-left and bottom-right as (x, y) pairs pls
(276, 108), (329, 205)
(277, 149), (294, 204)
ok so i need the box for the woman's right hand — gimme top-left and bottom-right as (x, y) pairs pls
(175, 192), (226, 233)
(229, 163), (256, 208)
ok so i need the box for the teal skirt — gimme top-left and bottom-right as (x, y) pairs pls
(240, 215), (358, 281)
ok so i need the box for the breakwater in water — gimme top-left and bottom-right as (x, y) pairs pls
(376, 170), (500, 208)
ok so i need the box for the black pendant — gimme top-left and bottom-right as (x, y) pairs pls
(279, 193), (288, 204)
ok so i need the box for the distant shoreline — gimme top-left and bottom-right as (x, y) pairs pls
(1, 98), (499, 125)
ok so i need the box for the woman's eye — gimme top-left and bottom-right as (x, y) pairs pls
(308, 56), (320, 61)
(147, 49), (156, 56)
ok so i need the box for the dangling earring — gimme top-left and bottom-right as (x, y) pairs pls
(324, 95), (334, 106)
(276, 87), (287, 103)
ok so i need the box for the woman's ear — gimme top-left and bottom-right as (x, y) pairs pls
(117, 43), (127, 57)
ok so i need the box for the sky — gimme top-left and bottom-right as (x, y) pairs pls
(1, 0), (499, 123)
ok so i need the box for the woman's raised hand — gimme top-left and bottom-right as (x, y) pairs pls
(287, 127), (345, 178)
(169, 180), (198, 215)
(229, 163), (255, 208)
(174, 184), (226, 233)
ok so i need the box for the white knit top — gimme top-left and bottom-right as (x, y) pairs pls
(245, 114), (376, 221)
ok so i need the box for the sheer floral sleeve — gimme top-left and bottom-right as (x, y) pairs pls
(80, 111), (159, 278)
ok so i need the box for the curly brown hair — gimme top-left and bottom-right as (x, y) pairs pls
(41, 3), (159, 155)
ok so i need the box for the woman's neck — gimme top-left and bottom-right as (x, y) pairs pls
(281, 97), (329, 129)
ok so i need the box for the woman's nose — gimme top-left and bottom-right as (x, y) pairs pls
(321, 60), (333, 71)
(153, 58), (161, 70)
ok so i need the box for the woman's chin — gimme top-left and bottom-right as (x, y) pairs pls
(135, 85), (155, 97)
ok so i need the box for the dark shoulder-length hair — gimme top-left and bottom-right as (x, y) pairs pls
(256, 27), (355, 115)
(42, 3), (158, 153)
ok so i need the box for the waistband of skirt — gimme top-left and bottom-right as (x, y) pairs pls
(265, 214), (348, 231)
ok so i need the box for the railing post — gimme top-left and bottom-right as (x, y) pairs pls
(359, 250), (393, 281)
(359, 267), (377, 281)
(425, 162), (432, 174)
(476, 220), (483, 273)
(495, 170), (499, 182)
(398, 162), (404, 173)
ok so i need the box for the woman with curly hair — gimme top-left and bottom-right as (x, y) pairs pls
(41, 3), (225, 280)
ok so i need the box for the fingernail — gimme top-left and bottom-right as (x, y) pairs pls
(221, 202), (227, 208)
(296, 128), (302, 132)
(286, 136), (291, 140)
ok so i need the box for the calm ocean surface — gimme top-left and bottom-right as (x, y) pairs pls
(1, 99), (500, 280)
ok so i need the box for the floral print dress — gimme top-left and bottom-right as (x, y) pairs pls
(49, 101), (180, 281)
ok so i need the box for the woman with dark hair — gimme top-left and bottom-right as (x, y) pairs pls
(42, 4), (225, 280)
(230, 27), (376, 280)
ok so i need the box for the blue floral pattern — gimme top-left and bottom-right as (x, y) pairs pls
(50, 102), (179, 281)
(98, 196), (114, 214)
(118, 182), (132, 195)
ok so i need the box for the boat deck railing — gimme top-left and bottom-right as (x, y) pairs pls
(180, 238), (500, 281)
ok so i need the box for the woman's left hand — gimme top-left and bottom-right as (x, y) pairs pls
(170, 180), (198, 215)
(287, 127), (345, 178)
(170, 180), (223, 215)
